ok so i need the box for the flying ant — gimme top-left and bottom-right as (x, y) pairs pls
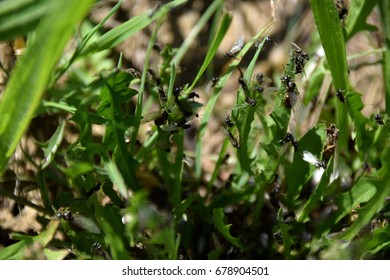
(56, 208), (101, 234)
(128, 68), (142, 78)
(255, 72), (265, 84)
(237, 67), (257, 107)
(375, 114), (384, 125)
(322, 123), (339, 162)
(224, 113), (234, 127)
(238, 74), (249, 92)
(362, 161), (371, 174)
(280, 75), (299, 109)
(278, 132), (298, 151)
(187, 91), (199, 101)
(225, 37), (244, 58)
(291, 42), (310, 75)
(336, 0), (349, 22)
(221, 153), (230, 165)
(335, 89), (346, 103)
(211, 76), (220, 87)
(148, 69), (167, 104)
(255, 36), (273, 50)
(223, 128), (240, 149)
(245, 95), (257, 107)
(253, 72), (273, 94)
(303, 151), (327, 169)
(142, 109), (169, 127)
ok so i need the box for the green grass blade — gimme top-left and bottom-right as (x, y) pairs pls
(41, 119), (65, 169)
(234, 36), (270, 173)
(130, 17), (162, 153)
(0, 220), (59, 260)
(79, 0), (188, 56)
(172, 131), (184, 207)
(194, 22), (274, 180)
(310, 0), (349, 149)
(171, 0), (224, 69)
(186, 9), (232, 93)
(379, 0), (390, 111)
(277, 207), (292, 259)
(56, 0), (123, 80)
(0, 0), (94, 175)
(0, 0), (53, 41)
(207, 138), (229, 190)
(103, 157), (129, 199)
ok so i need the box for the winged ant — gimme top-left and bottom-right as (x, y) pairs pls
(291, 42), (310, 75)
(224, 113), (234, 128)
(225, 37), (244, 58)
(278, 132), (299, 151)
(375, 114), (384, 125)
(336, 89), (346, 103)
(336, 0), (349, 22)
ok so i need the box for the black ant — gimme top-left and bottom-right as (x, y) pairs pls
(278, 132), (298, 151)
(374, 114), (384, 125)
(336, 0), (349, 22)
(281, 75), (299, 109)
(291, 43), (310, 75)
(336, 89), (346, 103)
(224, 113), (234, 127)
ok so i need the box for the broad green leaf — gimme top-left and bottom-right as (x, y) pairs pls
(286, 124), (327, 209)
(97, 70), (139, 191)
(356, 224), (390, 258)
(0, 0), (95, 175)
(43, 248), (69, 260)
(346, 0), (380, 40)
(212, 208), (245, 249)
(336, 146), (390, 240)
(315, 176), (377, 237)
(61, 161), (94, 178)
(345, 90), (369, 154)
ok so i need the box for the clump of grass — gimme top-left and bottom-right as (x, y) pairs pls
(0, 0), (390, 260)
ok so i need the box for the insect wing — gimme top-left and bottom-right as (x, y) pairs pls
(223, 127), (240, 149)
(226, 36), (244, 56)
(289, 90), (305, 125)
(142, 110), (166, 123)
(303, 151), (321, 166)
(71, 214), (101, 234)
